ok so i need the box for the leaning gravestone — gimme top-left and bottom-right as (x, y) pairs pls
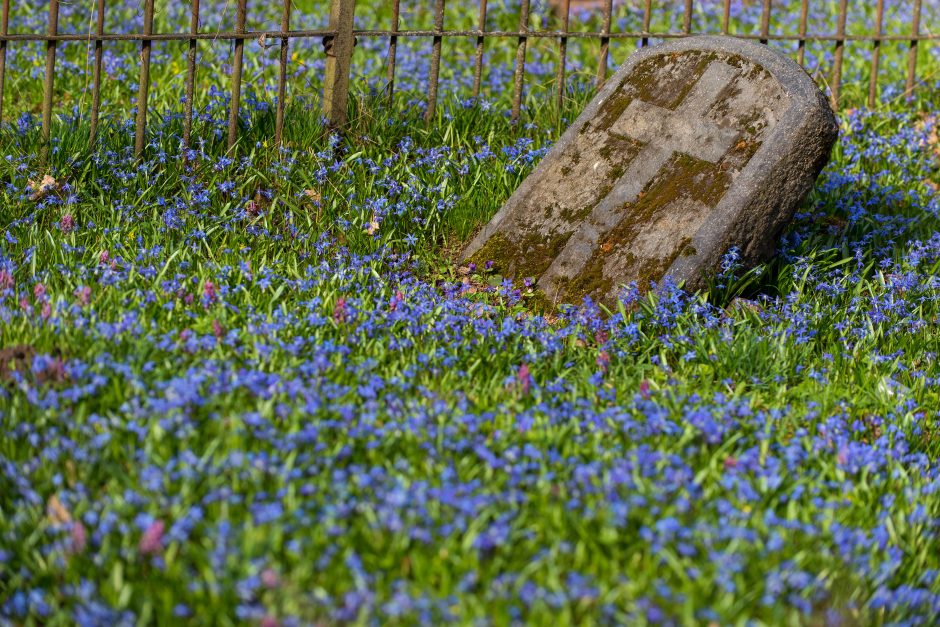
(462, 36), (838, 305)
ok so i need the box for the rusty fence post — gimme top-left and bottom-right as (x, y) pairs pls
(555, 0), (569, 110)
(596, 0), (612, 87)
(89, 0), (105, 147)
(830, 0), (848, 110)
(759, 0), (771, 45)
(386, 0), (400, 103)
(275, 0), (292, 147)
(424, 0), (445, 123)
(183, 0), (200, 152)
(42, 0), (60, 146)
(227, 0), (247, 151)
(797, 0), (808, 65)
(134, 0), (154, 157)
(323, 0), (356, 128)
(868, 0), (885, 108)
(905, 0), (922, 100)
(472, 0), (487, 99)
(0, 0), (9, 127)
(511, 0), (529, 122)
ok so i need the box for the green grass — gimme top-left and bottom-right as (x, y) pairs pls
(1, 1), (940, 625)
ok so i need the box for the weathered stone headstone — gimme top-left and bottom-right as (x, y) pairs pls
(463, 36), (838, 305)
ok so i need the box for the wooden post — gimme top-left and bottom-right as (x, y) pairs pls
(42, 0), (60, 145)
(905, 0), (922, 100)
(0, 0), (10, 127)
(134, 0), (154, 157)
(227, 0), (247, 150)
(323, 0), (356, 128)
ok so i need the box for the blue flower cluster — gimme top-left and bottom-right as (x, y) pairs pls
(1, 0), (940, 625)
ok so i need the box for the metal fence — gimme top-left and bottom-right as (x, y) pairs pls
(0, 1), (935, 157)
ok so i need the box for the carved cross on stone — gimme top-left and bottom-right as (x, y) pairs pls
(463, 36), (838, 306)
(539, 61), (741, 294)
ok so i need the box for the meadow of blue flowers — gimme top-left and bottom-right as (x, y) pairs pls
(1, 0), (940, 624)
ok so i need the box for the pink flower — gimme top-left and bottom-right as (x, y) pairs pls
(41, 302), (52, 320)
(596, 350), (610, 373)
(19, 296), (30, 311)
(139, 520), (165, 555)
(212, 319), (225, 341)
(0, 269), (13, 290)
(60, 214), (75, 233)
(723, 456), (738, 470)
(260, 616), (279, 627)
(837, 447), (848, 466)
(639, 379), (651, 400)
(389, 290), (404, 312)
(33, 282), (46, 300)
(75, 285), (91, 307)
(261, 568), (280, 589)
(70, 522), (87, 554)
(333, 297), (348, 323)
(517, 363), (531, 395)
(203, 280), (217, 304)
(98, 250), (110, 265)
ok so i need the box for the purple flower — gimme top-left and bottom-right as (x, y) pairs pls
(517, 363), (531, 396)
(333, 297), (348, 323)
(75, 285), (91, 307)
(70, 522), (87, 554)
(60, 214), (75, 233)
(261, 568), (280, 589)
(139, 520), (165, 556)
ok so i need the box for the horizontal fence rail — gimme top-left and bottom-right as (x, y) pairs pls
(0, 0), (934, 157)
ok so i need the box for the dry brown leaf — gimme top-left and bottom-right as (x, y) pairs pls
(47, 494), (72, 526)
(304, 189), (322, 203)
(28, 174), (58, 202)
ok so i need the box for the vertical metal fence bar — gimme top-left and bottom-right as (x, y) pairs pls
(323, 0), (356, 128)
(511, 0), (530, 121)
(227, 0), (247, 150)
(183, 0), (199, 151)
(722, 0), (730, 35)
(472, 0), (487, 99)
(89, 0), (105, 146)
(386, 0), (399, 102)
(759, 0), (771, 45)
(830, 0), (847, 109)
(642, 0), (651, 47)
(134, 0), (154, 157)
(42, 0), (60, 145)
(868, 0), (885, 108)
(0, 0), (9, 127)
(905, 0), (922, 99)
(596, 0), (612, 87)
(424, 0), (445, 122)
(555, 0), (569, 110)
(797, 0), (808, 65)
(275, 0), (291, 147)
(683, 0), (693, 35)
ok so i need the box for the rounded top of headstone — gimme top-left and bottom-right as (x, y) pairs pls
(626, 35), (827, 107)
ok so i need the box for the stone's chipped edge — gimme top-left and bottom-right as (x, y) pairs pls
(661, 38), (839, 292)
